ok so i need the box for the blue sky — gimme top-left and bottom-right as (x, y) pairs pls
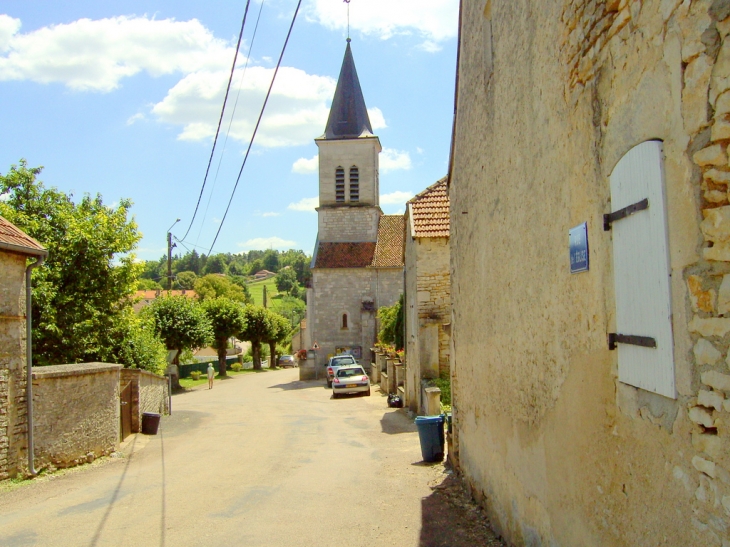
(0, 0), (458, 261)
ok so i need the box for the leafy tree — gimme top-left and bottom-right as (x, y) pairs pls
(173, 270), (197, 290)
(377, 294), (404, 350)
(202, 298), (247, 376)
(238, 305), (273, 370)
(275, 267), (298, 294)
(266, 311), (291, 369)
(248, 258), (264, 275)
(138, 278), (163, 291)
(194, 274), (249, 303)
(175, 249), (202, 275)
(143, 295), (212, 365)
(271, 295), (306, 328)
(0, 160), (142, 366)
(203, 253), (228, 275)
(262, 249), (280, 272)
(107, 313), (167, 375)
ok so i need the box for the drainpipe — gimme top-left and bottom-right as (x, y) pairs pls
(25, 255), (45, 476)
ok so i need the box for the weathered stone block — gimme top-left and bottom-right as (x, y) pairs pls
(694, 144), (727, 166)
(702, 370), (730, 392)
(693, 431), (724, 459)
(699, 389), (725, 410)
(704, 243), (730, 261)
(701, 206), (730, 243)
(695, 339), (722, 365)
(689, 315), (730, 337)
(718, 275), (730, 315)
(704, 168), (730, 185)
(705, 189), (729, 203)
(685, 55), (713, 135)
(690, 405), (717, 428)
(688, 276), (717, 312)
(713, 117), (730, 141)
(694, 455), (718, 478)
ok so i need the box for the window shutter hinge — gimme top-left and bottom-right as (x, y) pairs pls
(608, 333), (657, 351)
(604, 198), (649, 231)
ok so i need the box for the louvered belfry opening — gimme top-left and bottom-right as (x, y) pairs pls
(349, 166), (359, 202)
(335, 166), (345, 202)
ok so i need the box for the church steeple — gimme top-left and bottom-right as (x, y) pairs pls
(323, 40), (373, 140)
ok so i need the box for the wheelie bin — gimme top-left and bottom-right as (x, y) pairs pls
(415, 415), (445, 462)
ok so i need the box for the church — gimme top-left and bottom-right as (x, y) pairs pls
(306, 40), (404, 366)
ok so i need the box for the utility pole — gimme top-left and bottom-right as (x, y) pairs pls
(167, 219), (180, 292)
(263, 285), (267, 308)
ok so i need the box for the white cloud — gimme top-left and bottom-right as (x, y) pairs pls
(0, 16), (234, 92)
(368, 107), (386, 130)
(288, 197), (318, 212)
(292, 155), (318, 174)
(126, 112), (146, 125)
(153, 66), (337, 147)
(261, 212), (280, 217)
(239, 237), (297, 250)
(307, 0), (458, 46)
(380, 191), (414, 205)
(380, 148), (412, 172)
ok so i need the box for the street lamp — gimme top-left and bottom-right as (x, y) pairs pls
(167, 219), (180, 292)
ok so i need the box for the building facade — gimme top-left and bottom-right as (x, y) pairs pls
(307, 41), (404, 365)
(450, 1), (730, 546)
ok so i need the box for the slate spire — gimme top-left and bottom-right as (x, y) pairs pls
(323, 40), (374, 140)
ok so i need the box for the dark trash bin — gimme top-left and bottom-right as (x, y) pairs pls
(415, 415), (445, 462)
(142, 412), (161, 435)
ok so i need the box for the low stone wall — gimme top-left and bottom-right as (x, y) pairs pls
(32, 363), (121, 470)
(120, 368), (169, 434)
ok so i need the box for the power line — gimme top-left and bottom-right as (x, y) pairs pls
(194, 0), (267, 247)
(181, 0), (252, 241)
(207, 0), (304, 255)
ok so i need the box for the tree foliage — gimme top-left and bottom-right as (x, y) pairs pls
(202, 298), (247, 376)
(377, 294), (404, 350)
(108, 312), (168, 375)
(238, 305), (274, 370)
(173, 271), (197, 290)
(0, 160), (143, 366)
(194, 274), (250, 303)
(275, 267), (298, 294)
(143, 295), (212, 363)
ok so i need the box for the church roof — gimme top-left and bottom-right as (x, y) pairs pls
(322, 41), (374, 140)
(313, 241), (376, 268)
(407, 177), (450, 238)
(370, 215), (405, 268)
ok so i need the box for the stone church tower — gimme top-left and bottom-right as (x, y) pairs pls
(307, 40), (404, 366)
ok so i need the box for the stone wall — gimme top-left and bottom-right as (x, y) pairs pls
(450, 0), (730, 546)
(317, 206), (380, 243)
(0, 251), (28, 480)
(120, 368), (169, 434)
(316, 137), (381, 207)
(32, 363), (121, 470)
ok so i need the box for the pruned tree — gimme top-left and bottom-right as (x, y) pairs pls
(143, 295), (212, 365)
(202, 298), (247, 376)
(266, 311), (291, 369)
(238, 305), (273, 370)
(194, 274), (249, 303)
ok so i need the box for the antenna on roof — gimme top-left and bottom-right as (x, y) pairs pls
(344, 0), (351, 41)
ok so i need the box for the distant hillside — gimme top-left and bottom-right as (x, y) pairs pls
(248, 277), (280, 307)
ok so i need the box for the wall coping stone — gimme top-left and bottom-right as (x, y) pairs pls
(32, 362), (122, 380)
(120, 368), (166, 381)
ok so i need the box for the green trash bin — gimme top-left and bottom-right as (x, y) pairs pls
(415, 415), (445, 462)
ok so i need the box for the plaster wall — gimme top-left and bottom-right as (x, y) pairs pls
(0, 251), (27, 479)
(451, 1), (730, 546)
(317, 206), (381, 242)
(316, 137), (381, 207)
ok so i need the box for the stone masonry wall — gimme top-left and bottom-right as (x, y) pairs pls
(33, 363), (121, 470)
(0, 251), (28, 480)
(317, 137), (380, 207)
(318, 206), (380, 243)
(450, 1), (730, 546)
(120, 368), (169, 434)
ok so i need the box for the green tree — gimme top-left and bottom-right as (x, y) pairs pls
(107, 312), (168, 375)
(143, 295), (212, 365)
(202, 298), (247, 376)
(248, 258), (264, 275)
(138, 278), (163, 290)
(377, 294), (404, 350)
(203, 253), (228, 275)
(173, 270), (197, 290)
(0, 160), (142, 366)
(194, 274), (250, 303)
(239, 305), (273, 370)
(275, 267), (298, 294)
(175, 249), (202, 275)
(266, 311), (291, 369)
(262, 249), (279, 272)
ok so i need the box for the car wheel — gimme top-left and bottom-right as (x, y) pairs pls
(332, 392), (338, 399)
(365, 388), (371, 396)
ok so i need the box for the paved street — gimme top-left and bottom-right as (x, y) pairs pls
(0, 369), (502, 547)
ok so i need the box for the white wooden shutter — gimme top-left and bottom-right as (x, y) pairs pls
(609, 140), (675, 399)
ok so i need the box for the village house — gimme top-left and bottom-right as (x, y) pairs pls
(306, 40), (404, 365)
(403, 177), (451, 414)
(449, 1), (730, 546)
(0, 216), (46, 479)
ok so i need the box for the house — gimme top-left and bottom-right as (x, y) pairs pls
(0, 215), (47, 479)
(133, 289), (197, 313)
(252, 270), (276, 280)
(449, 1), (730, 546)
(306, 39), (404, 365)
(403, 177), (450, 414)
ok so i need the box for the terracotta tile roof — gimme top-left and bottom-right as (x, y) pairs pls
(313, 242), (376, 268)
(0, 216), (47, 256)
(371, 215), (405, 268)
(408, 177), (450, 238)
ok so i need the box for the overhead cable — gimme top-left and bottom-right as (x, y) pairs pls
(207, 0), (304, 255)
(181, 0), (252, 241)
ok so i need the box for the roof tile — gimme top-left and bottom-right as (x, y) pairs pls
(408, 177), (450, 238)
(0, 216), (47, 256)
(370, 215), (405, 267)
(314, 242), (376, 268)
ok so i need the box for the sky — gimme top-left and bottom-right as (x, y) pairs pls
(0, 0), (459, 261)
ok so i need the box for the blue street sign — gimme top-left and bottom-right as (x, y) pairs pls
(569, 222), (589, 274)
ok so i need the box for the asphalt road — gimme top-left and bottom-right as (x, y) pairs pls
(0, 368), (461, 547)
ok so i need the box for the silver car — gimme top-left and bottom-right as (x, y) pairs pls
(332, 365), (371, 398)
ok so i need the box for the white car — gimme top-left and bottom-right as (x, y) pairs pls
(332, 365), (371, 398)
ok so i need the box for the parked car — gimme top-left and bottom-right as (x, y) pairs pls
(332, 365), (370, 398)
(325, 354), (357, 387)
(278, 355), (296, 368)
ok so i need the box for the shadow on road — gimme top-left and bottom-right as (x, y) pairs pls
(380, 410), (417, 435)
(268, 380), (326, 391)
(419, 473), (506, 547)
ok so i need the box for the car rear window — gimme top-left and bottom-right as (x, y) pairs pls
(331, 356), (355, 365)
(337, 367), (366, 378)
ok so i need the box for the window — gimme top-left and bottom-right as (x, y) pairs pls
(349, 166), (359, 202)
(341, 313), (348, 329)
(335, 167), (345, 202)
(609, 141), (675, 398)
